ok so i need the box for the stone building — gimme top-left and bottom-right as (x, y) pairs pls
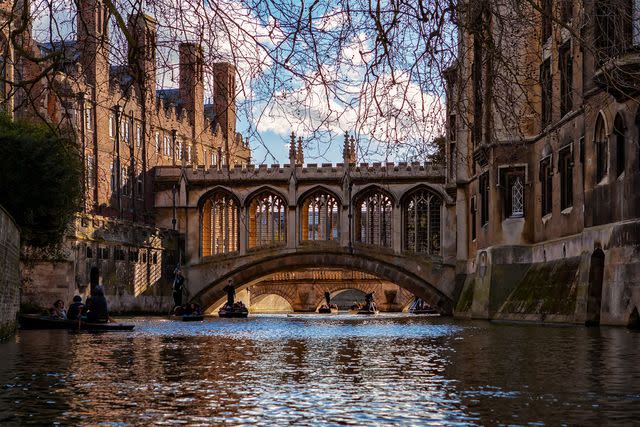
(1, 0), (249, 311)
(448, 0), (640, 326)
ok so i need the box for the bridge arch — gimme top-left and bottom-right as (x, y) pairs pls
(189, 248), (455, 315)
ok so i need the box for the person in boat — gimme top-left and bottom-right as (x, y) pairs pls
(85, 286), (109, 323)
(190, 303), (202, 315)
(50, 299), (67, 320)
(183, 303), (193, 315)
(223, 280), (235, 305)
(67, 295), (84, 321)
(173, 268), (185, 309)
(364, 292), (377, 311)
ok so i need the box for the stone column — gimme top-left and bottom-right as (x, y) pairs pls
(393, 205), (402, 254)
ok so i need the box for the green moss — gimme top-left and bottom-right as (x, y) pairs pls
(455, 277), (475, 313)
(0, 321), (17, 341)
(500, 257), (581, 316)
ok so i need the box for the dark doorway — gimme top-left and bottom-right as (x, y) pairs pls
(586, 249), (605, 326)
(628, 307), (640, 330)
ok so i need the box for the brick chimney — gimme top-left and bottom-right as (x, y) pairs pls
(179, 43), (204, 138)
(212, 62), (237, 144)
(77, 0), (109, 91)
(128, 13), (157, 104)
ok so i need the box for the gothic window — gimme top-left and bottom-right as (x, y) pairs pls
(540, 157), (553, 216)
(595, 0), (632, 61)
(155, 131), (160, 152)
(201, 191), (239, 256)
(559, 43), (573, 117)
(136, 124), (142, 148)
(501, 168), (525, 218)
(121, 166), (129, 196)
(404, 188), (442, 255)
(355, 190), (393, 248)
(301, 190), (339, 241)
(595, 114), (608, 182)
(541, 59), (552, 128)
(85, 106), (92, 131)
(85, 155), (94, 191)
(614, 114), (626, 177)
(479, 172), (489, 226)
(176, 140), (184, 161)
(109, 114), (115, 138)
(164, 134), (171, 157)
(249, 191), (287, 248)
(559, 146), (574, 210)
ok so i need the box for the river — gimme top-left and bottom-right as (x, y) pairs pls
(1, 315), (639, 425)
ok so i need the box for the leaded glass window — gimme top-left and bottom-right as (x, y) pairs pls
(355, 191), (392, 247)
(201, 192), (239, 255)
(301, 191), (339, 241)
(404, 189), (442, 255)
(249, 191), (286, 248)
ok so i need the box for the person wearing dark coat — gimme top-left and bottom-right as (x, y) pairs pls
(173, 269), (185, 308)
(67, 295), (84, 320)
(85, 286), (109, 323)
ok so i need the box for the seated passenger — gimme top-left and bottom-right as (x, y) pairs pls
(67, 295), (84, 320)
(183, 303), (193, 315)
(189, 303), (201, 315)
(85, 286), (109, 323)
(50, 299), (67, 320)
(173, 305), (184, 316)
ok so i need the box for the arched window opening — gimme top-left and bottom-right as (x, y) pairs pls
(355, 191), (392, 247)
(404, 189), (442, 255)
(201, 191), (239, 255)
(614, 114), (625, 177)
(595, 114), (608, 183)
(249, 191), (286, 249)
(301, 191), (339, 241)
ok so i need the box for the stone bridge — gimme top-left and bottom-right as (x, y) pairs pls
(248, 269), (416, 312)
(153, 160), (459, 313)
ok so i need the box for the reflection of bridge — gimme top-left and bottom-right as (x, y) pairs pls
(154, 158), (458, 313)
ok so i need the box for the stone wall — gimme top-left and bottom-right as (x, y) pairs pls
(20, 213), (180, 314)
(455, 218), (640, 326)
(0, 206), (20, 340)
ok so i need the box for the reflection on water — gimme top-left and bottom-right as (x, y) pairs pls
(1, 315), (639, 426)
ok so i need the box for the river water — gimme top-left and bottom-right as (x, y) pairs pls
(1, 315), (639, 426)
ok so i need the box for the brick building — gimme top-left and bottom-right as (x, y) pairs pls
(448, 0), (640, 325)
(2, 0), (250, 311)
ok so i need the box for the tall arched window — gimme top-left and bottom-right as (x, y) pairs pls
(301, 190), (339, 241)
(248, 191), (286, 248)
(614, 114), (625, 177)
(201, 191), (239, 255)
(355, 190), (392, 247)
(404, 188), (442, 255)
(595, 114), (608, 183)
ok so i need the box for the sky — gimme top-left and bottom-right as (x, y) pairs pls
(31, 0), (451, 165)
